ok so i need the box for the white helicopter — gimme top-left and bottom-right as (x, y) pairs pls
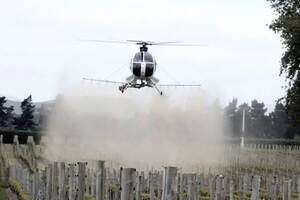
(82, 40), (202, 95)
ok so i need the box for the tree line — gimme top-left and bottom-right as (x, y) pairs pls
(224, 98), (296, 139)
(0, 94), (298, 139)
(0, 95), (37, 131)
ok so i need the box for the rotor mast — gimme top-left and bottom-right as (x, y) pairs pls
(139, 43), (149, 52)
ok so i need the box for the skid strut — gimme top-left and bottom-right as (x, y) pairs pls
(119, 84), (129, 93)
(154, 85), (163, 95)
(119, 82), (163, 95)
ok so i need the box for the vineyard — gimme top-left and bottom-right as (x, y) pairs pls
(0, 135), (300, 200)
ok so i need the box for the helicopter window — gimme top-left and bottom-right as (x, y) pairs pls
(144, 53), (153, 62)
(133, 52), (143, 62)
(132, 63), (141, 76)
(145, 63), (154, 77)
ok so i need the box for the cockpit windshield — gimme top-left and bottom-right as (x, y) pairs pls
(133, 52), (154, 63)
(144, 52), (153, 62)
(133, 52), (143, 62)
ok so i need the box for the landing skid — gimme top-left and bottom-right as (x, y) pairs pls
(119, 82), (163, 95)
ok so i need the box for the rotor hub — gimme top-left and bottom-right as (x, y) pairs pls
(139, 45), (148, 52)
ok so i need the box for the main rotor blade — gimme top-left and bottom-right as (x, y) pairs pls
(152, 41), (183, 45)
(79, 39), (206, 46)
(153, 43), (206, 46)
(78, 39), (135, 44)
(126, 40), (155, 44)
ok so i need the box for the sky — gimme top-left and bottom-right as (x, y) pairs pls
(0, 0), (286, 109)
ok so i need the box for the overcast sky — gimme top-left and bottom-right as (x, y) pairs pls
(0, 0), (286, 109)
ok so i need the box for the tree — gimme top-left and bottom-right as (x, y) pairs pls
(268, 0), (300, 134)
(224, 98), (240, 137)
(37, 102), (53, 130)
(0, 96), (14, 128)
(13, 95), (36, 130)
(249, 100), (269, 138)
(286, 73), (300, 135)
(269, 102), (294, 138)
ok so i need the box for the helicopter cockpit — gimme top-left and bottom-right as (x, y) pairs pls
(130, 52), (156, 78)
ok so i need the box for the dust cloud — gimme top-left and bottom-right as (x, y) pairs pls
(45, 83), (228, 170)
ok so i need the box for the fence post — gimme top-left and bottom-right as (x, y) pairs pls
(229, 180), (234, 200)
(297, 176), (300, 200)
(58, 162), (66, 200)
(68, 163), (75, 200)
(33, 171), (39, 199)
(179, 173), (184, 200)
(77, 162), (86, 200)
(87, 168), (92, 195)
(141, 171), (145, 193)
(283, 180), (292, 200)
(158, 171), (164, 200)
(243, 173), (249, 195)
(39, 169), (46, 200)
(250, 175), (260, 200)
(46, 164), (52, 200)
(114, 168), (121, 200)
(9, 165), (16, 179)
(162, 166), (177, 200)
(215, 175), (223, 200)
(51, 162), (58, 200)
(187, 173), (196, 200)
(136, 175), (142, 200)
(270, 176), (278, 200)
(96, 160), (105, 200)
(91, 170), (96, 198)
(209, 176), (215, 200)
(120, 168), (136, 200)
(149, 172), (155, 200)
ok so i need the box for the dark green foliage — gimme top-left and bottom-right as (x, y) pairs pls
(249, 99), (270, 138)
(0, 96), (14, 128)
(37, 102), (53, 130)
(224, 98), (237, 136)
(268, 0), (300, 134)
(13, 95), (36, 130)
(269, 102), (295, 138)
(268, 0), (300, 79)
(0, 130), (43, 145)
(286, 73), (300, 135)
(224, 98), (295, 138)
(224, 98), (242, 137)
(223, 137), (300, 146)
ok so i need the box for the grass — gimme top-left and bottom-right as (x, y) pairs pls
(19, 154), (36, 174)
(13, 140), (37, 174)
(8, 178), (30, 200)
(85, 193), (96, 200)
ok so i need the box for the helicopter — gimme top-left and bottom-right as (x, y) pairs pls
(82, 40), (202, 95)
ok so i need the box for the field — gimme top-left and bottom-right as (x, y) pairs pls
(1, 135), (300, 200)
